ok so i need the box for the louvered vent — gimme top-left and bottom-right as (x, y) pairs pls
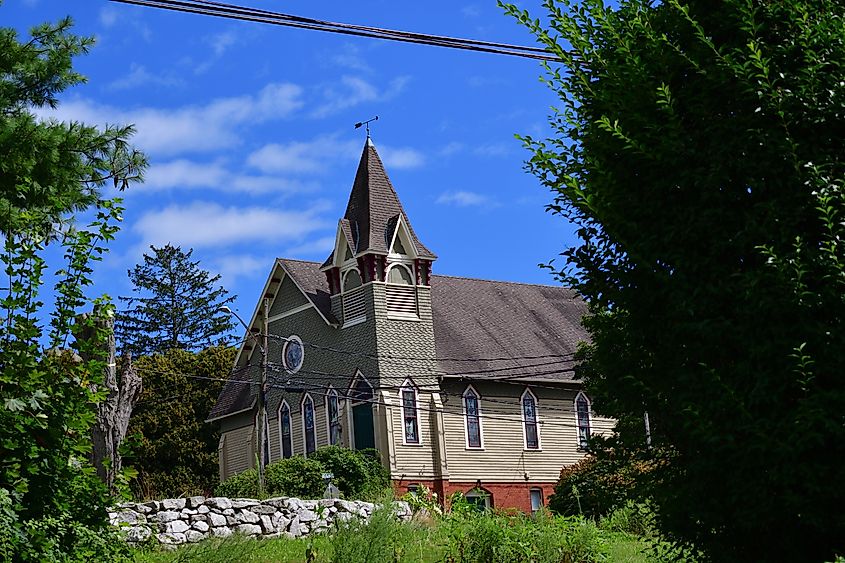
(343, 286), (367, 323)
(386, 285), (418, 317)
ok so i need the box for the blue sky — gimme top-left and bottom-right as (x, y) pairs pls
(5, 0), (578, 320)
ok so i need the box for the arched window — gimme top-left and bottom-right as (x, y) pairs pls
(326, 388), (342, 445)
(278, 401), (293, 459)
(343, 269), (362, 291)
(400, 380), (420, 445)
(387, 264), (414, 285)
(302, 394), (316, 456)
(521, 389), (540, 450)
(463, 386), (482, 448)
(575, 392), (592, 449)
(465, 487), (493, 511)
(350, 375), (374, 402)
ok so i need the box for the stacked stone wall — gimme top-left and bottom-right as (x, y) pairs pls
(109, 496), (411, 546)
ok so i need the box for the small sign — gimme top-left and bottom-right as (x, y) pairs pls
(321, 472), (334, 480)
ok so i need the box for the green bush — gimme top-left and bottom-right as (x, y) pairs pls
(599, 501), (655, 537)
(548, 454), (643, 518)
(265, 455), (325, 499)
(309, 447), (390, 500)
(215, 447), (388, 500)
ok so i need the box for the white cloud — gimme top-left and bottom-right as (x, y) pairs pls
(379, 146), (425, 169)
(108, 63), (184, 91)
(209, 30), (238, 56)
(213, 254), (271, 286)
(39, 83), (303, 156)
(436, 191), (495, 207)
(99, 6), (119, 27)
(247, 136), (360, 174)
(141, 159), (317, 195)
(285, 236), (336, 257)
(330, 44), (372, 73)
(439, 142), (464, 157)
(311, 75), (410, 118)
(474, 143), (511, 157)
(132, 202), (331, 250)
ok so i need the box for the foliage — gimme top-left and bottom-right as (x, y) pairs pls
(0, 8), (146, 561)
(442, 509), (607, 563)
(308, 446), (391, 500)
(129, 346), (235, 499)
(329, 500), (416, 563)
(401, 484), (443, 517)
(548, 452), (652, 519)
(599, 501), (655, 538)
(505, 0), (845, 560)
(116, 244), (236, 356)
(215, 447), (390, 500)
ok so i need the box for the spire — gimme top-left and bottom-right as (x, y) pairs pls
(341, 139), (436, 260)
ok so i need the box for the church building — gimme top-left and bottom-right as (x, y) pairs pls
(207, 138), (613, 512)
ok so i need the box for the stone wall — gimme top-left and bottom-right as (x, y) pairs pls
(109, 496), (412, 546)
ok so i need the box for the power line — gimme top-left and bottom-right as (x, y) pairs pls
(108, 0), (563, 61)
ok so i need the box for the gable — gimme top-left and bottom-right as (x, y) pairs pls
(269, 275), (309, 317)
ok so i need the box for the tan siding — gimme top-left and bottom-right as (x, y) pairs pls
(441, 382), (614, 483)
(220, 423), (254, 480)
(267, 413), (280, 463)
(387, 389), (437, 479)
(291, 404), (305, 455)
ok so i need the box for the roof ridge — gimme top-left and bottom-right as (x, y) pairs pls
(432, 272), (575, 290)
(278, 258), (323, 266)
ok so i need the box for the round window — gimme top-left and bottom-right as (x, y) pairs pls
(282, 336), (304, 373)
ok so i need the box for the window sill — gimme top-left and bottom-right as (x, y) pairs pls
(464, 446), (485, 451)
(342, 316), (367, 328)
(401, 441), (424, 447)
(386, 313), (420, 322)
(523, 448), (543, 452)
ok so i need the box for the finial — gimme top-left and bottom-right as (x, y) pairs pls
(354, 115), (379, 138)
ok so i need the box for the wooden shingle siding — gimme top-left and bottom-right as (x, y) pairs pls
(269, 275), (309, 317)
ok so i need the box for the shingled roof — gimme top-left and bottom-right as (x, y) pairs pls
(341, 140), (436, 259)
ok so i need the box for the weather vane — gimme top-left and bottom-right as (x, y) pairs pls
(354, 115), (379, 137)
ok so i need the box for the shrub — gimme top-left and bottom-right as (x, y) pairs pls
(308, 447), (390, 500)
(548, 454), (642, 518)
(215, 448), (387, 499)
(599, 501), (655, 537)
(264, 455), (325, 499)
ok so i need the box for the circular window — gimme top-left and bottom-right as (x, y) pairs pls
(282, 335), (304, 373)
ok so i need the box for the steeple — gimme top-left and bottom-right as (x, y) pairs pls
(342, 140), (436, 259)
(321, 139), (435, 294)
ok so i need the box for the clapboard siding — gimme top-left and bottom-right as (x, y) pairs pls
(441, 381), (613, 482)
(387, 389), (437, 479)
(219, 418), (254, 480)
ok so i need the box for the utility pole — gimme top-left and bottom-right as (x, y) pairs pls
(257, 297), (269, 496)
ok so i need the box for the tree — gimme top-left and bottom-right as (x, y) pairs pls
(0, 10), (145, 560)
(506, 1), (845, 561)
(128, 346), (234, 498)
(117, 244), (236, 356)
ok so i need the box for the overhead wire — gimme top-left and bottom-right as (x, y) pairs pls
(107, 0), (563, 62)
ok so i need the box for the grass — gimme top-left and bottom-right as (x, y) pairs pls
(131, 509), (660, 563)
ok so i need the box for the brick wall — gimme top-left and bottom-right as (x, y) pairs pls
(394, 478), (557, 514)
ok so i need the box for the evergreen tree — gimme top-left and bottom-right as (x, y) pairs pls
(117, 244), (236, 355)
(507, 0), (845, 561)
(1, 10), (145, 559)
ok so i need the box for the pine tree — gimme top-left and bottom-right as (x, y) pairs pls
(117, 244), (236, 355)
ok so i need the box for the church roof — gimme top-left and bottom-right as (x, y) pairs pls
(340, 140), (436, 260)
(208, 260), (587, 420)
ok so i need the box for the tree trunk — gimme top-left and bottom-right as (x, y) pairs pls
(80, 311), (143, 491)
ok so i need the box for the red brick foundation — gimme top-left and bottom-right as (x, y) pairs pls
(393, 478), (556, 513)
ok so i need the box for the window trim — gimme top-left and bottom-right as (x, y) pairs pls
(521, 388), (541, 451)
(348, 371), (374, 404)
(464, 487), (493, 511)
(326, 387), (342, 446)
(399, 379), (422, 446)
(575, 391), (593, 450)
(386, 263), (414, 286)
(342, 268), (363, 292)
(301, 393), (317, 457)
(529, 488), (544, 515)
(462, 385), (484, 449)
(278, 399), (293, 459)
(282, 335), (304, 374)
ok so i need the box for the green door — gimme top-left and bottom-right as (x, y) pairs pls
(352, 404), (375, 450)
